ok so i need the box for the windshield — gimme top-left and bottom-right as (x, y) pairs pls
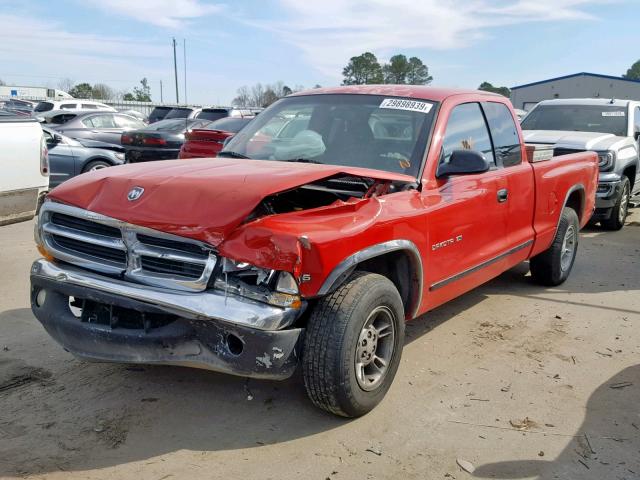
(164, 107), (193, 119)
(521, 104), (628, 136)
(34, 102), (54, 112)
(204, 117), (251, 133)
(197, 109), (230, 121)
(139, 118), (203, 132)
(221, 94), (436, 176)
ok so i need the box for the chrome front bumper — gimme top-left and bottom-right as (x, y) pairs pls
(30, 259), (305, 379)
(30, 259), (302, 331)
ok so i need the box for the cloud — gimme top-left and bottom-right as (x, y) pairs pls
(254, 0), (613, 78)
(85, 0), (223, 28)
(0, 14), (168, 89)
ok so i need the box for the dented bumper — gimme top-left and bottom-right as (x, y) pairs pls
(30, 259), (303, 380)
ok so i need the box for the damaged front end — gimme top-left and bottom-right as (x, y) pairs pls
(30, 166), (416, 379)
(30, 201), (308, 379)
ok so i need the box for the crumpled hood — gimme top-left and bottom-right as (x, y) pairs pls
(48, 158), (413, 246)
(522, 130), (627, 151)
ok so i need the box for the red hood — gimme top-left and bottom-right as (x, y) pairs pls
(48, 158), (414, 246)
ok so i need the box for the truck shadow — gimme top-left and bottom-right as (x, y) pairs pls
(471, 364), (640, 479)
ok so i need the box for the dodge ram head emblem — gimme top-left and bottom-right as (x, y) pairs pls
(127, 186), (145, 201)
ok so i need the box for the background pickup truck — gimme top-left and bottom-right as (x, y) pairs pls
(30, 86), (598, 417)
(522, 98), (640, 230)
(0, 114), (49, 226)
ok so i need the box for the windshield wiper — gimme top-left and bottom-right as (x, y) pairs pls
(283, 158), (324, 164)
(218, 151), (250, 159)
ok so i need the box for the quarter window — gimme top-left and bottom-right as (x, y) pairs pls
(440, 103), (495, 166)
(483, 102), (522, 167)
(115, 115), (144, 129)
(82, 114), (117, 129)
(60, 103), (77, 109)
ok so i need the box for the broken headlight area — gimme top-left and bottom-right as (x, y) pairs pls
(213, 258), (302, 309)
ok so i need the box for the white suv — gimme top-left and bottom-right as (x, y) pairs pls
(33, 100), (116, 113)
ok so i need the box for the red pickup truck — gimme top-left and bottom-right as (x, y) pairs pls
(30, 86), (598, 417)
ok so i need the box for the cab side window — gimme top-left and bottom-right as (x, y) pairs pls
(483, 102), (522, 167)
(83, 114), (116, 129)
(634, 107), (640, 138)
(440, 103), (494, 165)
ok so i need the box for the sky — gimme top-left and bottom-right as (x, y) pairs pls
(0, 0), (639, 105)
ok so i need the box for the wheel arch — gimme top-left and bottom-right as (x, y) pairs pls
(81, 156), (114, 173)
(563, 184), (585, 223)
(622, 164), (636, 191)
(317, 240), (423, 319)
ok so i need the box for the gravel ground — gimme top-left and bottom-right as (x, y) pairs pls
(0, 209), (638, 480)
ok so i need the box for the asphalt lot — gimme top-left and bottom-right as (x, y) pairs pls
(1, 210), (639, 480)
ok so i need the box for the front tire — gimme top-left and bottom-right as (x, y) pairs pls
(530, 207), (579, 286)
(302, 272), (405, 417)
(601, 176), (630, 231)
(82, 160), (111, 173)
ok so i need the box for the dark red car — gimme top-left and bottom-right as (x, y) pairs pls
(178, 117), (253, 159)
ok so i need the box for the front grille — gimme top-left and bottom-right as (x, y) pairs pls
(51, 212), (121, 238)
(51, 234), (127, 265)
(40, 203), (217, 292)
(141, 256), (205, 278)
(137, 234), (209, 258)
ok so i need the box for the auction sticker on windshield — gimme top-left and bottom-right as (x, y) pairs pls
(602, 111), (625, 117)
(379, 98), (433, 114)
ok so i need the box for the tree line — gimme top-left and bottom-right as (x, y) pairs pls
(61, 78), (152, 102)
(341, 52), (433, 85)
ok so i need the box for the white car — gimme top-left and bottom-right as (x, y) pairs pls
(0, 113), (49, 225)
(33, 100), (115, 114)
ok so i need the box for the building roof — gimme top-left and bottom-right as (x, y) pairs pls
(536, 98), (635, 107)
(291, 85), (501, 102)
(511, 72), (640, 90)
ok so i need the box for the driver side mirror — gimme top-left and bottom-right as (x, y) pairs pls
(53, 133), (63, 143)
(634, 127), (640, 140)
(436, 150), (491, 178)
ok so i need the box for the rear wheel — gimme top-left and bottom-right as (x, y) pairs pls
(302, 272), (404, 417)
(601, 176), (630, 231)
(530, 207), (579, 286)
(82, 160), (111, 173)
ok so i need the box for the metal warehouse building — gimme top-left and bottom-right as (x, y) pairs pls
(510, 72), (640, 111)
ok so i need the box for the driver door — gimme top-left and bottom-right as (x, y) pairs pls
(425, 102), (509, 305)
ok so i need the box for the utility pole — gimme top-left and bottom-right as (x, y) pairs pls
(183, 38), (187, 104)
(160, 80), (163, 103)
(172, 38), (179, 104)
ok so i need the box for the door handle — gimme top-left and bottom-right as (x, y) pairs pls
(497, 188), (508, 203)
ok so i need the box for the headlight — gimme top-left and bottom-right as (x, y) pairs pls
(597, 151), (615, 170)
(115, 152), (125, 161)
(275, 272), (299, 294)
(215, 258), (301, 308)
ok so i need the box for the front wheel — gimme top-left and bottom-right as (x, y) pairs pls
(302, 272), (405, 417)
(601, 176), (630, 231)
(82, 160), (111, 173)
(530, 207), (579, 286)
